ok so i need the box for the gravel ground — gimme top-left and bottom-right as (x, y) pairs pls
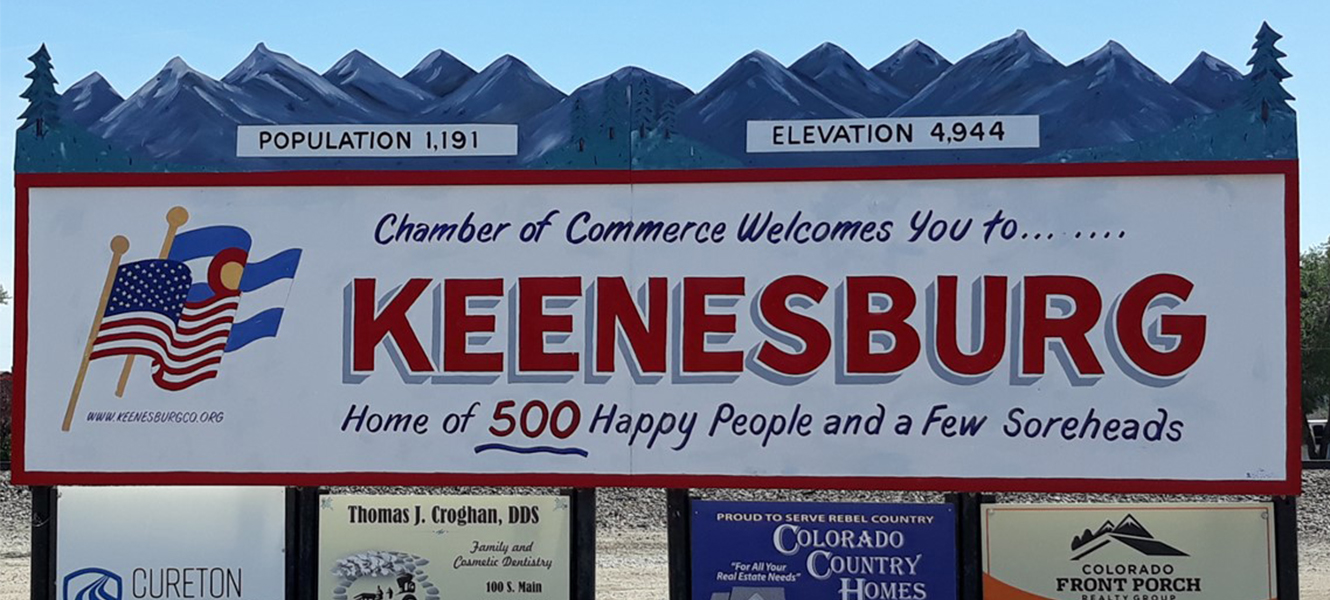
(2, 472), (1328, 599)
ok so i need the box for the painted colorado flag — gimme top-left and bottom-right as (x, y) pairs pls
(88, 225), (301, 390)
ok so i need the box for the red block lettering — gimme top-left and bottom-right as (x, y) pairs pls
(444, 278), (503, 372)
(1022, 275), (1104, 376)
(845, 276), (920, 374)
(595, 277), (667, 374)
(756, 275), (831, 376)
(518, 277), (582, 372)
(934, 275), (1007, 376)
(683, 277), (745, 373)
(352, 278), (433, 373)
(1116, 274), (1206, 377)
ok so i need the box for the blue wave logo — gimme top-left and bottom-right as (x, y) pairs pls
(64, 568), (122, 600)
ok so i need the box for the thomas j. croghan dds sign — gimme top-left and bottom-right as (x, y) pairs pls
(13, 164), (1297, 492)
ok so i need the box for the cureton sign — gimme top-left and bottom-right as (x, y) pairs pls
(12, 162), (1298, 493)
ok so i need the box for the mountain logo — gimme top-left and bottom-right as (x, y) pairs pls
(63, 567), (122, 600)
(1069, 514), (1188, 561)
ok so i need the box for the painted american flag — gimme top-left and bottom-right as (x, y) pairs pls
(88, 258), (239, 390)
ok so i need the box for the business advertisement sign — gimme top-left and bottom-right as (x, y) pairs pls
(691, 500), (957, 600)
(318, 495), (571, 600)
(981, 503), (1277, 600)
(56, 486), (286, 600)
(13, 163), (1296, 492)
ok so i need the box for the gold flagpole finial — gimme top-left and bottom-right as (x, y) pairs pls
(166, 206), (189, 228)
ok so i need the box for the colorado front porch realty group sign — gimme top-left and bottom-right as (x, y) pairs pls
(982, 503), (1278, 600)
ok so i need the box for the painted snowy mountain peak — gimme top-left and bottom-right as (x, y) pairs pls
(791, 41), (864, 72)
(1173, 51), (1245, 110)
(892, 29), (1065, 117)
(790, 42), (909, 116)
(689, 49), (858, 118)
(223, 42), (373, 123)
(871, 39), (952, 95)
(324, 49), (401, 83)
(889, 39), (949, 67)
(64, 72), (120, 103)
(979, 29), (1062, 67)
(420, 54), (565, 124)
(323, 49), (435, 116)
(470, 53), (557, 93)
(225, 43), (339, 93)
(403, 49), (476, 97)
(1041, 39), (1210, 146)
(1185, 51), (1238, 75)
(89, 55), (272, 163)
(674, 49), (861, 157)
(1075, 41), (1169, 85)
(60, 72), (124, 128)
(96, 55), (266, 135)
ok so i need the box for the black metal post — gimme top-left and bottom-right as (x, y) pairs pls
(666, 489), (692, 600)
(569, 488), (596, 600)
(285, 488), (299, 600)
(30, 486), (57, 600)
(296, 488), (320, 600)
(1274, 496), (1299, 600)
(946, 492), (992, 600)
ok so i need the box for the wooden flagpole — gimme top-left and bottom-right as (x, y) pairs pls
(63, 235), (131, 432)
(114, 206), (189, 398)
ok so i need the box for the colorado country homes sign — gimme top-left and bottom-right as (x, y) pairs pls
(11, 25), (1300, 493)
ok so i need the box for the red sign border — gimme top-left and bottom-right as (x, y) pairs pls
(11, 160), (1302, 494)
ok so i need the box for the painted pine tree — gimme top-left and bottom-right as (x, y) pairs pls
(19, 44), (61, 138)
(1246, 22), (1293, 123)
(571, 96), (588, 152)
(600, 79), (626, 141)
(633, 82), (655, 138)
(658, 97), (677, 140)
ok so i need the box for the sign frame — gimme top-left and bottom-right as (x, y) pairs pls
(53, 486), (289, 600)
(688, 498), (959, 600)
(11, 160), (1301, 494)
(316, 493), (577, 600)
(980, 502), (1279, 600)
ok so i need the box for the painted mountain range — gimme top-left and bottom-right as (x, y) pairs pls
(15, 28), (1296, 172)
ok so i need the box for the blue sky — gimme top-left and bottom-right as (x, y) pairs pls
(0, 0), (1326, 367)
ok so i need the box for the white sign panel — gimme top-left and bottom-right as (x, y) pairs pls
(15, 167), (1294, 491)
(56, 486), (286, 600)
(236, 125), (519, 157)
(982, 503), (1277, 600)
(319, 495), (571, 600)
(746, 116), (1040, 153)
